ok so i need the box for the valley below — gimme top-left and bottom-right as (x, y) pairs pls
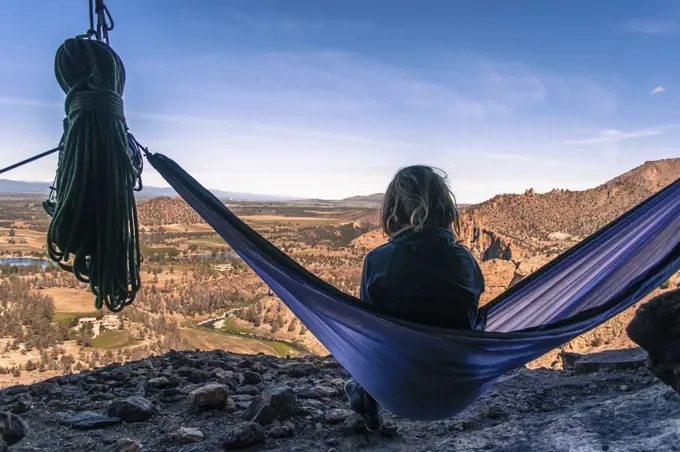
(0, 158), (677, 390)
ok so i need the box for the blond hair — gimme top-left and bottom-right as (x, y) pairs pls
(380, 165), (460, 238)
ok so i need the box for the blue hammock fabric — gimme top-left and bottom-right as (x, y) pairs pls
(147, 152), (680, 421)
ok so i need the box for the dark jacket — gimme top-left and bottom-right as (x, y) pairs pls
(360, 227), (485, 330)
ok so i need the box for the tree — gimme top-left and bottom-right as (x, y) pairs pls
(271, 314), (284, 333)
(8, 228), (15, 237)
(61, 355), (75, 372)
(288, 318), (298, 332)
(76, 324), (93, 347)
(243, 305), (258, 324)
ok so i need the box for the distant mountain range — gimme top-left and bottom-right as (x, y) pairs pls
(341, 193), (385, 203)
(0, 179), (388, 204)
(0, 179), (299, 202)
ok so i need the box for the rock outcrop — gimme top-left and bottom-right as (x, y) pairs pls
(1, 347), (679, 451)
(460, 158), (680, 254)
(627, 288), (680, 394)
(459, 216), (519, 261)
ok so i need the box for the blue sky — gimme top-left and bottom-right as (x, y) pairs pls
(0, 0), (678, 202)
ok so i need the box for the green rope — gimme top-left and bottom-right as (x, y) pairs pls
(48, 36), (142, 312)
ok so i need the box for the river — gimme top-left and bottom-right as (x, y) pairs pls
(0, 258), (50, 268)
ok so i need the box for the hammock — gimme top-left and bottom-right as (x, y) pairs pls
(147, 152), (680, 421)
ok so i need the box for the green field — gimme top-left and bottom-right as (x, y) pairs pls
(140, 245), (180, 256)
(91, 330), (137, 349)
(216, 318), (308, 357)
(265, 341), (299, 357)
(186, 236), (230, 248)
(219, 317), (250, 334)
(198, 236), (228, 245)
(53, 311), (98, 326)
(188, 323), (300, 358)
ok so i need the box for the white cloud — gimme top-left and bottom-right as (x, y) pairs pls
(482, 67), (548, 106)
(132, 110), (423, 150)
(650, 86), (666, 95)
(476, 58), (617, 114)
(625, 19), (678, 35)
(0, 96), (60, 108)
(144, 50), (619, 129)
(564, 125), (680, 145)
(142, 51), (518, 122)
(0, 52), (623, 200)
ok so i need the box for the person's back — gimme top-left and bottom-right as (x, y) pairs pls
(361, 226), (484, 329)
(345, 164), (485, 431)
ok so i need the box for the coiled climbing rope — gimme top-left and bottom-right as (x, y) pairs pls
(46, 3), (144, 312)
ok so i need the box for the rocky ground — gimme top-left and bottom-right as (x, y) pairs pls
(0, 348), (677, 452)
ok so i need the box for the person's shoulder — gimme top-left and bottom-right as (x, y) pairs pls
(447, 241), (480, 265)
(450, 241), (474, 255)
(364, 240), (396, 268)
(448, 242), (484, 285)
(367, 241), (393, 258)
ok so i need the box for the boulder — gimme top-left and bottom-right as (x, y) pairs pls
(173, 427), (204, 443)
(221, 422), (266, 450)
(187, 384), (230, 411)
(112, 438), (142, 452)
(244, 386), (296, 425)
(107, 396), (156, 422)
(268, 421), (295, 438)
(240, 371), (263, 386)
(147, 377), (173, 389)
(560, 349), (648, 374)
(279, 362), (319, 378)
(0, 412), (27, 446)
(627, 288), (680, 392)
(10, 393), (32, 415)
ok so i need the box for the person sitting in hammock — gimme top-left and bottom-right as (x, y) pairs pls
(344, 165), (486, 431)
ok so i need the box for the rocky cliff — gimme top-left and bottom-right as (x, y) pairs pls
(460, 158), (680, 258)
